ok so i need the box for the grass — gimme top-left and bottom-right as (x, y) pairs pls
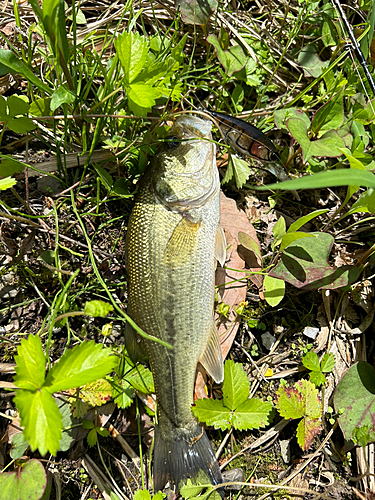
(0, 0), (375, 498)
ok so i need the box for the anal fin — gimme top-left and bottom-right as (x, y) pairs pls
(198, 322), (223, 383)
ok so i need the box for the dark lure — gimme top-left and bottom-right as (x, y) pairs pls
(207, 110), (281, 163)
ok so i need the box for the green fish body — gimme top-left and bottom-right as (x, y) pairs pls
(125, 115), (226, 492)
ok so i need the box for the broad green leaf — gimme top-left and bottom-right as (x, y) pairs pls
(180, 480), (205, 499)
(0, 158), (24, 177)
(44, 341), (115, 392)
(80, 378), (113, 407)
(298, 44), (330, 78)
(192, 399), (232, 430)
(10, 433), (29, 460)
(349, 189), (375, 215)
(311, 86), (345, 136)
(50, 87), (76, 112)
(288, 209), (329, 233)
(14, 334), (46, 391)
(251, 168), (375, 191)
(87, 428), (98, 447)
(320, 353), (335, 372)
(299, 379), (321, 418)
(6, 95), (29, 118)
(29, 98), (51, 117)
(0, 49), (51, 94)
(334, 361), (375, 443)
(127, 364), (155, 394)
(0, 459), (47, 500)
(321, 18), (336, 46)
(272, 216), (286, 244)
(309, 371), (327, 387)
(222, 359), (249, 411)
(0, 177), (17, 190)
(222, 154), (251, 188)
(231, 398), (272, 430)
(94, 165), (113, 192)
(279, 231), (314, 252)
(116, 32), (148, 85)
(263, 274), (285, 307)
(8, 116), (36, 134)
(296, 417), (322, 451)
(207, 35), (248, 76)
(275, 384), (305, 419)
(302, 352), (320, 372)
(127, 83), (160, 112)
(14, 388), (63, 456)
(238, 231), (261, 259)
(274, 107), (310, 133)
(56, 398), (74, 452)
(176, 0), (218, 24)
(270, 232), (360, 290)
(352, 425), (375, 448)
(84, 300), (113, 317)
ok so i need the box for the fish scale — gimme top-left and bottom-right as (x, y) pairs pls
(125, 115), (226, 492)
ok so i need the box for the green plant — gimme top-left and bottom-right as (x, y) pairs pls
(192, 360), (272, 431)
(0, 459), (47, 500)
(302, 351), (335, 386)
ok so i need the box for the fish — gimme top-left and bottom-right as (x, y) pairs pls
(125, 115), (226, 493)
(207, 110), (300, 200)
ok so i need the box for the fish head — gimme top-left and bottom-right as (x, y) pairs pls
(152, 115), (218, 210)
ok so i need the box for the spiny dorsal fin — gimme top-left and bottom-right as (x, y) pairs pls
(215, 224), (226, 267)
(163, 216), (201, 263)
(198, 322), (223, 383)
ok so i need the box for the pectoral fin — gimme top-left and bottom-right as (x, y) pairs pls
(163, 216), (201, 263)
(215, 224), (226, 267)
(199, 323), (224, 383)
(124, 322), (149, 365)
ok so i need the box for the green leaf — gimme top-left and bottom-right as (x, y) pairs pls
(29, 98), (51, 117)
(270, 232), (360, 290)
(311, 86), (345, 136)
(14, 388), (63, 455)
(44, 341), (115, 392)
(180, 481), (205, 499)
(352, 425), (375, 448)
(207, 35), (248, 76)
(50, 87), (76, 112)
(222, 359), (249, 411)
(0, 459), (47, 500)
(116, 31), (149, 85)
(56, 398), (74, 452)
(238, 231), (261, 259)
(274, 107), (310, 133)
(0, 158), (24, 177)
(288, 209), (329, 233)
(296, 417), (322, 451)
(349, 189), (375, 215)
(80, 378), (113, 407)
(82, 419), (95, 429)
(10, 433), (29, 460)
(6, 95), (30, 118)
(127, 364), (155, 394)
(0, 49), (51, 94)
(251, 168), (375, 191)
(334, 361), (375, 443)
(134, 490), (152, 500)
(0, 177), (17, 190)
(279, 231), (314, 252)
(320, 353), (335, 373)
(113, 376), (134, 409)
(263, 274), (285, 307)
(14, 335), (46, 391)
(192, 399), (232, 430)
(231, 398), (273, 430)
(87, 428), (98, 447)
(309, 371), (327, 387)
(275, 384), (305, 419)
(302, 352), (321, 372)
(127, 83), (160, 109)
(84, 300), (113, 317)
(272, 216), (286, 244)
(222, 154), (251, 188)
(8, 116), (36, 134)
(298, 44), (330, 78)
(176, 0), (218, 24)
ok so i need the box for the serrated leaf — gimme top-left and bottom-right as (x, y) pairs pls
(274, 107), (310, 133)
(231, 398), (273, 430)
(14, 334), (46, 390)
(0, 459), (47, 500)
(192, 399), (232, 430)
(320, 352), (335, 373)
(56, 398), (74, 452)
(180, 480), (205, 499)
(44, 341), (115, 393)
(116, 32), (149, 85)
(299, 379), (321, 418)
(127, 364), (155, 394)
(263, 274), (285, 307)
(80, 378), (113, 407)
(275, 384), (305, 419)
(8, 116), (36, 134)
(113, 377), (134, 409)
(84, 300), (113, 317)
(309, 371), (327, 387)
(222, 154), (252, 188)
(222, 359), (249, 410)
(127, 83), (160, 108)
(296, 417), (322, 451)
(302, 352), (321, 372)
(134, 490), (152, 500)
(14, 388), (63, 456)
(87, 428), (97, 447)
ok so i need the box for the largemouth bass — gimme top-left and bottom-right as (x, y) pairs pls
(125, 115), (226, 492)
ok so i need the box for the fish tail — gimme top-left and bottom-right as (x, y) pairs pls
(153, 421), (222, 493)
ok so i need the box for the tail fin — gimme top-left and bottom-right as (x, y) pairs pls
(153, 421), (222, 493)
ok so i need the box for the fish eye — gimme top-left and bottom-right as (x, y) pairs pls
(166, 136), (180, 148)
